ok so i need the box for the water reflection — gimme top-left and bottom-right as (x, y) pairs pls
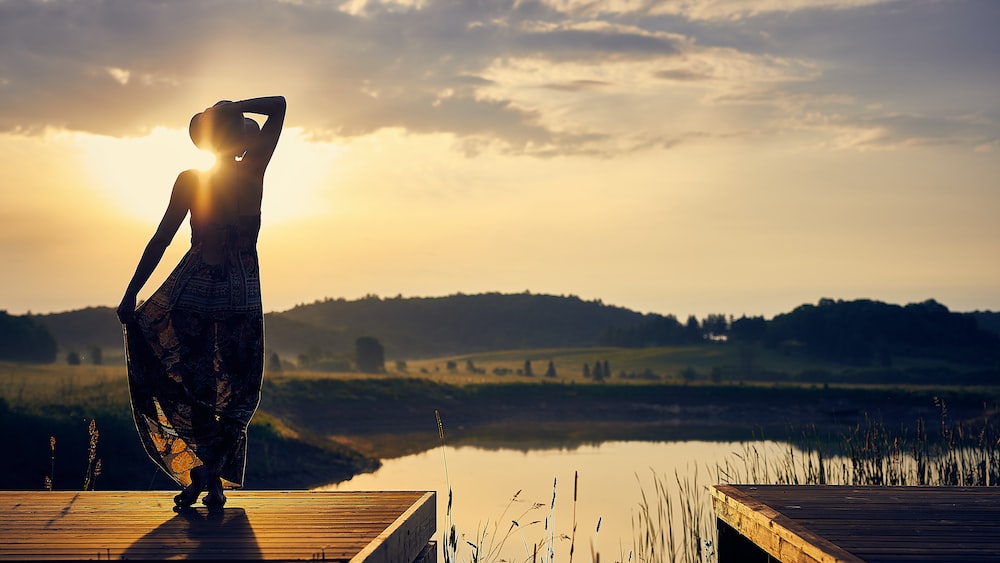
(317, 440), (782, 562)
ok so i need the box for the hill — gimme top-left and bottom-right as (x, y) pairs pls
(32, 293), (650, 361)
(0, 310), (56, 362)
(971, 311), (1000, 339)
(274, 292), (649, 359)
(32, 306), (122, 357)
(29, 295), (1000, 370)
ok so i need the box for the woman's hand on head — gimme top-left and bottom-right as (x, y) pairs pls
(205, 100), (240, 116)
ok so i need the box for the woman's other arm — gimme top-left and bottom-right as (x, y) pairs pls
(116, 171), (196, 324)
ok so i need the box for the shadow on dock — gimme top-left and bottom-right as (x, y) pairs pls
(122, 507), (262, 561)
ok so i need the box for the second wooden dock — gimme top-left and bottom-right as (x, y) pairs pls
(711, 484), (1000, 562)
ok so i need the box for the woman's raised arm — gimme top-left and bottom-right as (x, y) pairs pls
(236, 96), (286, 172)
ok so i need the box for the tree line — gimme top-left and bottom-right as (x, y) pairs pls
(0, 311), (57, 363)
(13, 295), (1000, 367)
(601, 298), (999, 366)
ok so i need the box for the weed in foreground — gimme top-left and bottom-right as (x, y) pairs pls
(434, 412), (604, 563)
(45, 435), (55, 491)
(82, 419), (101, 491)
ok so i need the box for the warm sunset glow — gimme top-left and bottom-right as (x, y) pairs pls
(73, 128), (215, 224)
(71, 128), (342, 227)
(259, 128), (346, 226)
(0, 1), (997, 318)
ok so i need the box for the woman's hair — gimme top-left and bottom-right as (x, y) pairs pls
(243, 117), (261, 138)
(189, 101), (245, 153)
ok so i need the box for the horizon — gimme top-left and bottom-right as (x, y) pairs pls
(18, 290), (998, 322)
(2, 1), (998, 321)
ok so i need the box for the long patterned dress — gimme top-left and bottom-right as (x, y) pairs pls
(124, 197), (264, 489)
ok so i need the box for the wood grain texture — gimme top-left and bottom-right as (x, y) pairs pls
(0, 490), (435, 562)
(712, 485), (1000, 563)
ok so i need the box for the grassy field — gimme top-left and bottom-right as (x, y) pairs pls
(387, 342), (996, 386)
(2, 343), (997, 491)
(0, 361), (378, 491)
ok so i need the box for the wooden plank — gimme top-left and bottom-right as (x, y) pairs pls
(0, 490), (435, 562)
(712, 485), (1000, 563)
(712, 485), (863, 563)
(351, 492), (436, 563)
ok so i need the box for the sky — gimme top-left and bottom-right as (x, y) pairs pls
(1, 0), (998, 320)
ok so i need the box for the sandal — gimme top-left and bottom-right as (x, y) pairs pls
(202, 474), (227, 509)
(174, 466), (207, 509)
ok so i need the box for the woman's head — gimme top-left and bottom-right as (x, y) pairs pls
(189, 101), (246, 155)
(243, 117), (261, 137)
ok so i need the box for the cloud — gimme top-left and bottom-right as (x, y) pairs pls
(0, 0), (995, 156)
(654, 68), (712, 82)
(541, 0), (893, 21)
(540, 79), (611, 92)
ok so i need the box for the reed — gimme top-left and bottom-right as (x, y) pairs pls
(435, 402), (999, 563)
(435, 409), (459, 563)
(82, 419), (101, 491)
(629, 402), (1000, 563)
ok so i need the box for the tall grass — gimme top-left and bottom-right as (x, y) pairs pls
(433, 403), (1000, 563)
(632, 467), (714, 563)
(629, 401), (1000, 563)
(713, 401), (1000, 488)
(435, 412), (583, 563)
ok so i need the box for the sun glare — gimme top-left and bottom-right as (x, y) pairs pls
(260, 127), (344, 225)
(73, 128), (214, 224)
(73, 127), (339, 225)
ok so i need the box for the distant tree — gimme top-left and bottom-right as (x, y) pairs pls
(600, 314), (686, 347)
(730, 316), (767, 343)
(582, 363), (590, 378)
(395, 360), (408, 373)
(0, 311), (57, 363)
(684, 315), (702, 343)
(465, 359), (477, 373)
(762, 298), (999, 365)
(592, 361), (604, 381)
(446, 361), (457, 372)
(88, 345), (102, 366)
(355, 337), (385, 373)
(602, 360), (610, 378)
(268, 352), (283, 372)
(545, 361), (557, 378)
(523, 359), (534, 377)
(66, 351), (81, 365)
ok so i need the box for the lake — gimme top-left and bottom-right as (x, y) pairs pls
(317, 439), (790, 562)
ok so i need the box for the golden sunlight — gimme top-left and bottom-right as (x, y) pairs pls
(259, 128), (345, 225)
(73, 128), (214, 224)
(72, 127), (340, 225)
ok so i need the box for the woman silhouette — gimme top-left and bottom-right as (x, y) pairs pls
(117, 96), (285, 509)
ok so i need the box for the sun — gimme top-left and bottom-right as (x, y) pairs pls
(73, 127), (339, 225)
(73, 127), (215, 224)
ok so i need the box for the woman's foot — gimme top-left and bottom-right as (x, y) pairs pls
(202, 474), (226, 509)
(174, 466), (207, 509)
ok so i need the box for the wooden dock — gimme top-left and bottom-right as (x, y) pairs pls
(711, 485), (1000, 562)
(0, 490), (435, 562)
